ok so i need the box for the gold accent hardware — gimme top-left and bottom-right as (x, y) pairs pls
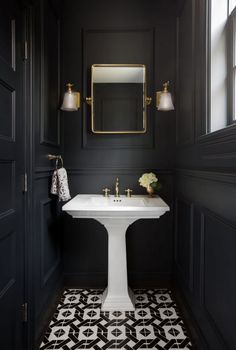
(22, 302), (28, 322)
(156, 91), (162, 108)
(115, 177), (120, 197)
(102, 188), (110, 197)
(86, 97), (92, 105)
(66, 83), (74, 92)
(47, 154), (62, 161)
(75, 92), (80, 108)
(47, 154), (64, 168)
(125, 189), (133, 198)
(89, 64), (148, 134)
(163, 81), (170, 93)
(145, 97), (152, 105)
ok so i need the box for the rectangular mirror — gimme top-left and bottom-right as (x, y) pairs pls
(89, 64), (148, 134)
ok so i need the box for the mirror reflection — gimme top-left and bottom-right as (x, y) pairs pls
(90, 64), (147, 134)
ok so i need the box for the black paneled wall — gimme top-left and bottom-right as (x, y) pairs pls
(61, 0), (177, 287)
(31, 0), (62, 344)
(176, 1), (236, 349)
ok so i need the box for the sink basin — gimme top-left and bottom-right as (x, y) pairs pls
(63, 194), (170, 311)
(63, 194), (169, 218)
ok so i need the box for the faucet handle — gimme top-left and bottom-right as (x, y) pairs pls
(102, 188), (110, 197)
(125, 189), (133, 198)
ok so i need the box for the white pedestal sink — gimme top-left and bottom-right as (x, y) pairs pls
(62, 194), (170, 311)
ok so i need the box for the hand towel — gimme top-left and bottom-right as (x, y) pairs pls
(50, 167), (71, 202)
(51, 169), (58, 195)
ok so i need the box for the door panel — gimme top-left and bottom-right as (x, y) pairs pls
(0, 2), (25, 349)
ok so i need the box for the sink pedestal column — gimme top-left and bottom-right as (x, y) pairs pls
(99, 218), (136, 311)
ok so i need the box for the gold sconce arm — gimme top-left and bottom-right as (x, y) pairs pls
(145, 97), (152, 106)
(86, 97), (92, 105)
(156, 91), (162, 107)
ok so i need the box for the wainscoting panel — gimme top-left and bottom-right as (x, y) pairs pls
(176, 0), (194, 146)
(0, 160), (15, 217)
(0, 229), (16, 297)
(0, 7), (15, 70)
(40, 198), (61, 287)
(32, 174), (62, 345)
(34, 175), (62, 327)
(0, 81), (15, 142)
(0, 228), (17, 350)
(203, 212), (236, 348)
(39, 0), (60, 147)
(0, 3), (24, 348)
(175, 170), (236, 350)
(175, 198), (193, 291)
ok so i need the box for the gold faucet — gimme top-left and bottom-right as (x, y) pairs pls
(102, 188), (110, 197)
(115, 177), (120, 197)
(125, 189), (133, 197)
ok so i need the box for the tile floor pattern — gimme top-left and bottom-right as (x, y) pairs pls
(40, 289), (193, 350)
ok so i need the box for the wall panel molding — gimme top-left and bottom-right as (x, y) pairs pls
(35, 167), (53, 178)
(175, 197), (194, 290)
(176, 168), (236, 185)
(201, 209), (236, 349)
(40, 198), (60, 287)
(197, 118), (236, 146)
(34, 167), (173, 180)
(175, 193), (236, 349)
(0, 80), (15, 142)
(68, 168), (173, 176)
(39, 1), (60, 147)
(176, 0), (195, 146)
(0, 229), (16, 298)
(82, 27), (155, 150)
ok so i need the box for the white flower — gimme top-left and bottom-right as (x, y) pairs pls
(138, 172), (158, 188)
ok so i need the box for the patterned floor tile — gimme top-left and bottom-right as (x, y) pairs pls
(40, 288), (193, 350)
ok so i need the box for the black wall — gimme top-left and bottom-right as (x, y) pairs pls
(175, 1), (236, 349)
(30, 0), (63, 345)
(61, 0), (177, 287)
(0, 0), (63, 349)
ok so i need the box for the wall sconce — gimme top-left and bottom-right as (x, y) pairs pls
(61, 83), (80, 111)
(156, 81), (174, 111)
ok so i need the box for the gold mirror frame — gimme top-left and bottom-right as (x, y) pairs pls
(86, 64), (152, 134)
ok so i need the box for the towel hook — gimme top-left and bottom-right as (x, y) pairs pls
(56, 156), (63, 169)
(48, 154), (64, 168)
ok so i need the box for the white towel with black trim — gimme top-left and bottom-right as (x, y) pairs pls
(51, 167), (71, 202)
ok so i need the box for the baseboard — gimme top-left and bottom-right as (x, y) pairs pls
(173, 282), (209, 350)
(34, 277), (64, 350)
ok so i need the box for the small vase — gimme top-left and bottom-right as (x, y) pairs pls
(146, 185), (154, 197)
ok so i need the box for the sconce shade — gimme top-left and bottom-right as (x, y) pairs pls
(61, 83), (80, 111)
(157, 91), (174, 111)
(156, 81), (174, 111)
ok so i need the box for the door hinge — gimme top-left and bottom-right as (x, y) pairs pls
(22, 302), (28, 322)
(23, 173), (28, 193)
(24, 41), (28, 60)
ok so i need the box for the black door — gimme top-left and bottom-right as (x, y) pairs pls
(0, 2), (25, 349)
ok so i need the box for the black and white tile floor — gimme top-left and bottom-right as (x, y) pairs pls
(40, 289), (193, 350)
